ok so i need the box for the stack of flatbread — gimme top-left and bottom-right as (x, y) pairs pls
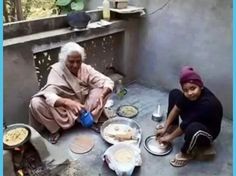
(114, 148), (135, 164)
(104, 124), (135, 141)
(103, 143), (142, 175)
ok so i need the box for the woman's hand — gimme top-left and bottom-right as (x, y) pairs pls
(63, 99), (85, 115)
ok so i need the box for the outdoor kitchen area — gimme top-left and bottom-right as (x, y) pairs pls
(3, 0), (232, 176)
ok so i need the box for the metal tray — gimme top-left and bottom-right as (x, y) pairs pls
(100, 117), (142, 146)
(144, 135), (172, 156)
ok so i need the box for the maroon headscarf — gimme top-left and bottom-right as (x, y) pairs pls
(179, 66), (203, 87)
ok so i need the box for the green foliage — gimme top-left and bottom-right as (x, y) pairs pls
(56, 0), (71, 6)
(4, 0), (86, 22)
(56, 0), (85, 14)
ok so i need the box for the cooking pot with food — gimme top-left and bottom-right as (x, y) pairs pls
(3, 124), (31, 150)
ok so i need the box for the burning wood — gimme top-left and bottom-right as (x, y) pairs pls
(11, 141), (50, 176)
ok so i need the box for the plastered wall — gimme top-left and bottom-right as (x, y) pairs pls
(87, 0), (232, 119)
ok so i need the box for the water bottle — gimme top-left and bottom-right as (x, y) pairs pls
(103, 0), (111, 21)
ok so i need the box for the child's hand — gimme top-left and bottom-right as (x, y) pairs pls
(156, 127), (166, 138)
(159, 134), (172, 143)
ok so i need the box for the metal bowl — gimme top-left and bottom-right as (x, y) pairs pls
(116, 105), (139, 118)
(100, 117), (142, 145)
(67, 11), (91, 29)
(144, 135), (172, 156)
(151, 114), (163, 122)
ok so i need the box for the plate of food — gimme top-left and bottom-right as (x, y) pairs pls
(3, 124), (31, 150)
(116, 105), (139, 118)
(100, 117), (142, 145)
(103, 143), (142, 175)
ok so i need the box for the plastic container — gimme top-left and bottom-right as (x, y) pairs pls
(79, 109), (94, 128)
(103, 0), (111, 21)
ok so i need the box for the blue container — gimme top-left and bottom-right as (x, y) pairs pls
(80, 109), (94, 128)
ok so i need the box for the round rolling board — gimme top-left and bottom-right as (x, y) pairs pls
(69, 135), (94, 154)
(144, 135), (172, 156)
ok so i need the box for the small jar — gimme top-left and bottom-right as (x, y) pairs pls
(152, 104), (163, 122)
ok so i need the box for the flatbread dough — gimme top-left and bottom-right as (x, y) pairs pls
(3, 127), (29, 146)
(70, 135), (94, 154)
(104, 124), (135, 141)
(114, 148), (134, 164)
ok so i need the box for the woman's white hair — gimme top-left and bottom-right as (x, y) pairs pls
(58, 42), (86, 63)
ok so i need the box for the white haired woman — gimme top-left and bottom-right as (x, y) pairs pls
(29, 42), (114, 144)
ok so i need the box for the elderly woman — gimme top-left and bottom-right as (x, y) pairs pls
(29, 42), (114, 144)
(156, 66), (223, 167)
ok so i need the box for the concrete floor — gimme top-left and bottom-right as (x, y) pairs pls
(53, 83), (232, 176)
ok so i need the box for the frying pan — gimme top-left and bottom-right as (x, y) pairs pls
(3, 124), (31, 150)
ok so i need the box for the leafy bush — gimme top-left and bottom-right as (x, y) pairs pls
(22, 0), (59, 20)
(56, 0), (85, 14)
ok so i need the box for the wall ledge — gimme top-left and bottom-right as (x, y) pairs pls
(4, 20), (126, 51)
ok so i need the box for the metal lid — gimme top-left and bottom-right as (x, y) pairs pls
(144, 135), (172, 156)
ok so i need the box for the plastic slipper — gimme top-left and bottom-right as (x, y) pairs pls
(49, 132), (61, 144)
(170, 153), (193, 167)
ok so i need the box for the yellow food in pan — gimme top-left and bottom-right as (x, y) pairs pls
(119, 106), (138, 117)
(3, 127), (28, 146)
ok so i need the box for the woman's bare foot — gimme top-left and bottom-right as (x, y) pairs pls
(48, 131), (61, 144)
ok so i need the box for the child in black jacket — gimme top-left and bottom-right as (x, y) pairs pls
(156, 66), (223, 167)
